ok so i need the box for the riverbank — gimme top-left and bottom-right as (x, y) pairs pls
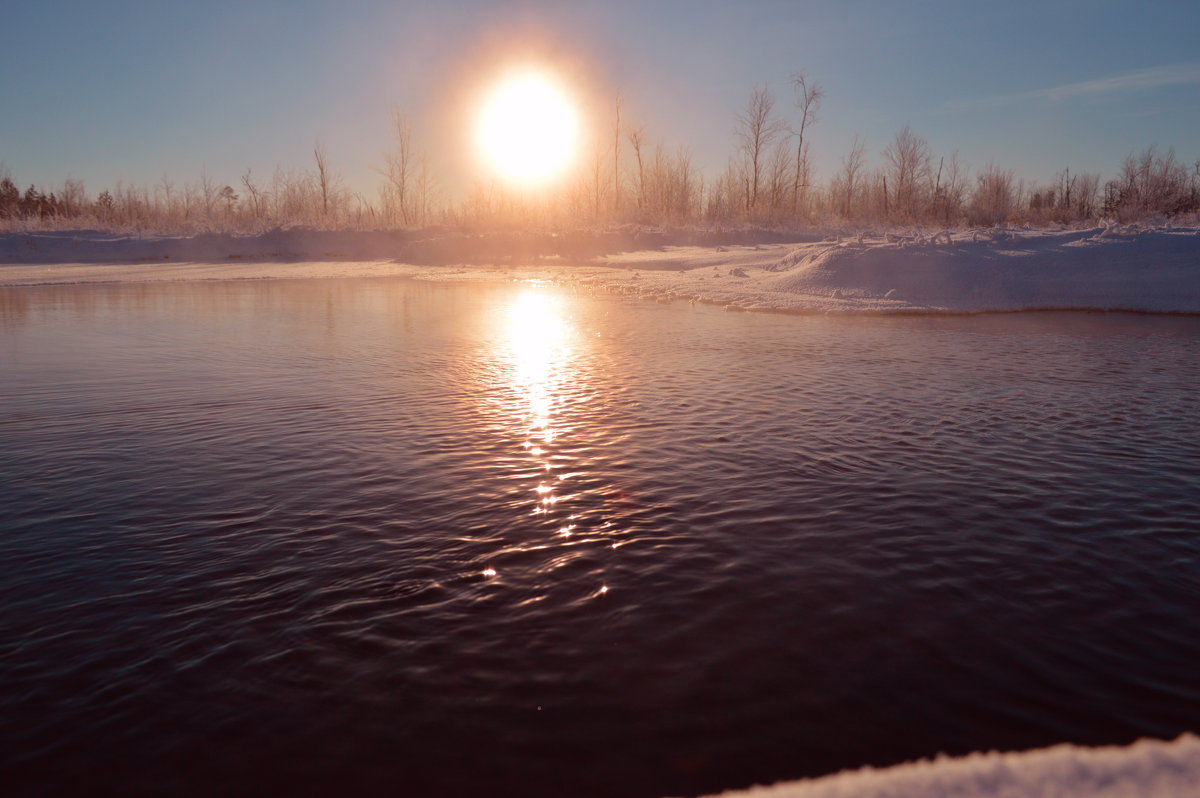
(702, 734), (1200, 798)
(2, 226), (1198, 314)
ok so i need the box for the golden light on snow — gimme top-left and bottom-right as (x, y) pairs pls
(476, 70), (579, 186)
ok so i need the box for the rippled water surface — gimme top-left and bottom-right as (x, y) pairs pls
(2, 278), (1199, 797)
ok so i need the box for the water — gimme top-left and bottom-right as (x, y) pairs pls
(2, 278), (1198, 797)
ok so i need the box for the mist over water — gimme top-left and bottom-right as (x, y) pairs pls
(2, 278), (1198, 797)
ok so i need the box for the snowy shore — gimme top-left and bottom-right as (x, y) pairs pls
(2, 226), (1198, 314)
(698, 734), (1200, 798)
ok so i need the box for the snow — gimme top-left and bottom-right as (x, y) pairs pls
(697, 734), (1200, 798)
(2, 226), (1198, 314)
(597, 227), (1200, 313)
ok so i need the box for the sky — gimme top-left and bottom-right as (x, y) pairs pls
(2, 0), (1198, 201)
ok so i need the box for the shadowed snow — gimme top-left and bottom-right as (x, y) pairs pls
(698, 734), (1200, 798)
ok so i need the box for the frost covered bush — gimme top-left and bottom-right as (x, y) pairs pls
(2, 80), (1198, 234)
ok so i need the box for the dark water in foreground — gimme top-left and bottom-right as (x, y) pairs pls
(2, 278), (1198, 797)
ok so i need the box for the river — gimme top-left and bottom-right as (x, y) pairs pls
(2, 277), (1198, 797)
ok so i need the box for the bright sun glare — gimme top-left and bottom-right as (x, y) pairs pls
(477, 71), (579, 186)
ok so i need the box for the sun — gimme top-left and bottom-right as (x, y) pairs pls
(476, 70), (579, 187)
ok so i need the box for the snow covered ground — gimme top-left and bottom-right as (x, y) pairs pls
(700, 734), (1200, 798)
(1, 226), (1197, 314)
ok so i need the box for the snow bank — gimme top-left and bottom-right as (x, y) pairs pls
(698, 734), (1200, 798)
(758, 228), (1199, 312)
(596, 227), (1200, 313)
(2, 226), (1198, 315)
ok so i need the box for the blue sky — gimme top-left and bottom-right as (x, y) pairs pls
(2, 0), (1198, 198)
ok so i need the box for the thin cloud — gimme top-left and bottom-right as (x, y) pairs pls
(944, 64), (1200, 112)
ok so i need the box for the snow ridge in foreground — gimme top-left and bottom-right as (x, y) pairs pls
(699, 734), (1200, 798)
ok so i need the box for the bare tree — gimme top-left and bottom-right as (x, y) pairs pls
(384, 110), (414, 226)
(589, 144), (608, 220)
(60, 177), (87, 218)
(612, 96), (622, 215)
(1074, 172), (1100, 220)
(735, 85), (784, 216)
(668, 145), (701, 222)
(789, 72), (823, 218)
(181, 182), (198, 224)
(200, 168), (217, 220)
(313, 140), (333, 221)
(706, 164), (740, 224)
(645, 143), (700, 222)
(833, 136), (867, 218)
(764, 139), (793, 221)
(241, 169), (265, 222)
(883, 126), (932, 221)
(936, 152), (967, 225)
(416, 153), (436, 228)
(628, 124), (647, 213)
(1053, 168), (1076, 222)
(157, 174), (175, 224)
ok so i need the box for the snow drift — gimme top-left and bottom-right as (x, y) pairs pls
(758, 228), (1199, 312)
(699, 734), (1200, 798)
(596, 227), (1200, 313)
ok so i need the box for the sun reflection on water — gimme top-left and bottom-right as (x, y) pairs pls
(471, 286), (623, 601)
(502, 289), (576, 528)
(484, 288), (615, 597)
(506, 289), (571, 444)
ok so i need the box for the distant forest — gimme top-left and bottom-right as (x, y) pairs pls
(3, 77), (1199, 233)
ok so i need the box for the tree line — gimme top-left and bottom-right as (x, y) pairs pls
(3, 76), (1198, 233)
